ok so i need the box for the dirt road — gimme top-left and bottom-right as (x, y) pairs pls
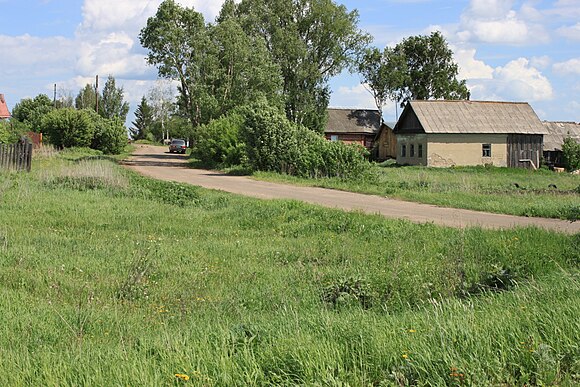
(125, 145), (579, 234)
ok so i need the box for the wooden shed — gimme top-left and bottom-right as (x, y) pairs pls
(325, 108), (381, 151)
(542, 121), (580, 167)
(374, 121), (397, 160)
(394, 100), (548, 168)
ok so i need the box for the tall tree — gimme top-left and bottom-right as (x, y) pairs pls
(75, 84), (98, 111)
(147, 80), (175, 141)
(359, 31), (470, 111)
(236, 0), (371, 131)
(140, 0), (216, 128)
(11, 94), (54, 132)
(99, 75), (130, 122)
(130, 96), (154, 140)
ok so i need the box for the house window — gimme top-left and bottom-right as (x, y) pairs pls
(410, 144), (415, 157)
(401, 144), (407, 157)
(418, 144), (423, 158)
(330, 135), (339, 142)
(482, 144), (492, 157)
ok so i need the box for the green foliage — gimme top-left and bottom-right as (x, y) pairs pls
(75, 83), (98, 111)
(130, 96), (154, 140)
(11, 94), (54, 132)
(359, 31), (470, 109)
(192, 113), (245, 167)
(99, 75), (130, 122)
(241, 100), (369, 178)
(91, 117), (128, 155)
(562, 137), (580, 171)
(0, 120), (22, 144)
(41, 108), (94, 148)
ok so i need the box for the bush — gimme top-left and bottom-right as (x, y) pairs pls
(0, 120), (19, 144)
(192, 113), (245, 167)
(241, 100), (369, 178)
(92, 117), (128, 154)
(562, 137), (580, 171)
(41, 108), (94, 148)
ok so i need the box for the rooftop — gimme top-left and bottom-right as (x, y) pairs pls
(326, 108), (381, 135)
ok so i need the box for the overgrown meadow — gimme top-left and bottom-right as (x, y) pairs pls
(0, 149), (578, 385)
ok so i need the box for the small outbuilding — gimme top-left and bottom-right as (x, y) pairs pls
(394, 100), (548, 168)
(0, 94), (10, 120)
(542, 121), (580, 167)
(374, 121), (397, 160)
(325, 108), (381, 151)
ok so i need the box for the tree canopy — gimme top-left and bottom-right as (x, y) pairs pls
(11, 94), (54, 132)
(99, 75), (130, 122)
(358, 31), (470, 114)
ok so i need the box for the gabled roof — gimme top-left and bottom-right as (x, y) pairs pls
(0, 94), (10, 119)
(396, 100), (548, 135)
(326, 108), (381, 135)
(543, 121), (580, 151)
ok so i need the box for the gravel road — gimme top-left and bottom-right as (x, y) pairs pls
(124, 145), (580, 234)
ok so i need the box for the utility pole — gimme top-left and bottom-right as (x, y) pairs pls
(95, 75), (99, 113)
(53, 84), (57, 108)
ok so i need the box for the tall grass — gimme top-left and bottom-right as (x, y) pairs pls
(0, 150), (578, 385)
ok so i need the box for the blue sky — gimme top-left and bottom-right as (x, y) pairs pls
(1, 0), (579, 126)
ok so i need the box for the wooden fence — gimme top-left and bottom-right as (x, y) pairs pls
(0, 142), (33, 172)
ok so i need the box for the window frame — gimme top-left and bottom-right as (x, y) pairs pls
(401, 144), (407, 157)
(482, 143), (492, 157)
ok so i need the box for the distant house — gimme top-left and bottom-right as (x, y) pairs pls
(394, 100), (548, 168)
(325, 108), (381, 151)
(374, 121), (397, 160)
(543, 121), (580, 167)
(0, 94), (10, 120)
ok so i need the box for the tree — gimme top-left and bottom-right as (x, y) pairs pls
(99, 75), (130, 122)
(562, 137), (580, 171)
(92, 116), (128, 154)
(358, 31), (470, 110)
(12, 94), (54, 132)
(236, 0), (371, 131)
(75, 84), (98, 111)
(131, 96), (154, 140)
(41, 108), (95, 148)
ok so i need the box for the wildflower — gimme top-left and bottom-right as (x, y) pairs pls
(408, 329), (417, 333)
(402, 354), (409, 359)
(175, 373), (190, 381)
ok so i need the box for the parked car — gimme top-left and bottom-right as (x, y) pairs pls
(169, 139), (187, 154)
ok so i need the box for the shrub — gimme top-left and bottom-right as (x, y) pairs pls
(0, 120), (15, 144)
(241, 100), (369, 178)
(91, 117), (128, 154)
(192, 113), (245, 167)
(41, 108), (94, 148)
(562, 137), (580, 171)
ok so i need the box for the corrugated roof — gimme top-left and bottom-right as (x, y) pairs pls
(407, 100), (548, 135)
(0, 94), (10, 119)
(326, 108), (380, 134)
(543, 121), (580, 151)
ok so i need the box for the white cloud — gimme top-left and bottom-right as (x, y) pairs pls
(557, 23), (580, 41)
(454, 48), (494, 79)
(553, 58), (580, 75)
(457, 0), (549, 45)
(530, 56), (551, 69)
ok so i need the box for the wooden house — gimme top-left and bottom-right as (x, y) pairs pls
(543, 121), (580, 167)
(374, 121), (397, 160)
(325, 108), (381, 151)
(394, 100), (548, 168)
(0, 94), (10, 120)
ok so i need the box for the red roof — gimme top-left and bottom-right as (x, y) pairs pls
(0, 94), (10, 119)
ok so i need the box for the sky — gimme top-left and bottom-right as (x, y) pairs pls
(0, 0), (579, 126)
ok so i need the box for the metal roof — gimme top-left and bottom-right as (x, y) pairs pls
(543, 121), (580, 151)
(326, 108), (381, 134)
(406, 100), (548, 135)
(0, 94), (10, 119)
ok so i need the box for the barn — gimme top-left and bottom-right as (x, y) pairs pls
(394, 100), (548, 168)
(543, 121), (580, 167)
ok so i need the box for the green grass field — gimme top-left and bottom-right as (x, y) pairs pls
(0, 149), (578, 385)
(254, 164), (580, 220)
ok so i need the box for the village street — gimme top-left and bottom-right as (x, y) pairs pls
(125, 145), (580, 235)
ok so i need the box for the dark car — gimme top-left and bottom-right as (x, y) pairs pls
(169, 139), (187, 154)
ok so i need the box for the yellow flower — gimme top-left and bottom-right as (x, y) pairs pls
(408, 329), (416, 333)
(175, 373), (190, 381)
(402, 354), (409, 359)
